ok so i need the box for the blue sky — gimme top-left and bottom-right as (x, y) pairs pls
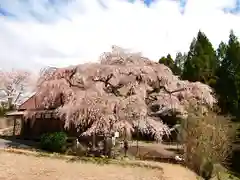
(0, 0), (240, 71)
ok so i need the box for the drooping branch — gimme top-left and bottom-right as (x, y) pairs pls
(147, 76), (185, 95)
(64, 68), (85, 90)
(34, 45), (216, 141)
(92, 73), (124, 97)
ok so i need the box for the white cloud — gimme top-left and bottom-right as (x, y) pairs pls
(1, 0), (240, 71)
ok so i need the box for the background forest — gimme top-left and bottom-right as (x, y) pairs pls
(160, 30), (240, 175)
(160, 30), (240, 118)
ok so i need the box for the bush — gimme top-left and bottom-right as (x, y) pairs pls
(180, 110), (235, 179)
(40, 132), (67, 153)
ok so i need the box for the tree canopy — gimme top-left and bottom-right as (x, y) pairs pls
(0, 70), (34, 108)
(215, 31), (240, 115)
(30, 46), (215, 141)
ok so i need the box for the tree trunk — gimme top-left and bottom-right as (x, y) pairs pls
(92, 134), (96, 150)
(136, 118), (140, 156)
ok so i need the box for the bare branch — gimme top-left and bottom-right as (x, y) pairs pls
(0, 69), (34, 106)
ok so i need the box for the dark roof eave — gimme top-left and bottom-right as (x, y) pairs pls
(5, 111), (25, 117)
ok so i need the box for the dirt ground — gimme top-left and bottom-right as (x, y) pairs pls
(0, 152), (198, 180)
(128, 141), (181, 158)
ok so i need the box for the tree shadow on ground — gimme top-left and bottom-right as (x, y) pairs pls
(0, 135), (39, 149)
(126, 145), (184, 164)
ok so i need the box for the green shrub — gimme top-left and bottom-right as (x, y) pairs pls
(40, 132), (67, 153)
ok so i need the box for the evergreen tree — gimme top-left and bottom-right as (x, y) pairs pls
(175, 52), (187, 76)
(216, 41), (227, 64)
(159, 54), (182, 76)
(216, 30), (240, 114)
(159, 54), (175, 68)
(182, 31), (217, 87)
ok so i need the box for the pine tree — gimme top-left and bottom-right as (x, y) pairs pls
(216, 30), (240, 114)
(159, 54), (174, 68)
(216, 41), (227, 64)
(182, 31), (217, 86)
(175, 52), (187, 76)
(159, 54), (182, 76)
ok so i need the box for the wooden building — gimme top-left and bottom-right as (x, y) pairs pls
(6, 94), (77, 139)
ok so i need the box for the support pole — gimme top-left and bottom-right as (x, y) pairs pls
(13, 117), (16, 137)
(136, 117), (140, 156)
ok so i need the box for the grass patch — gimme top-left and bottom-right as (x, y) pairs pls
(211, 164), (240, 180)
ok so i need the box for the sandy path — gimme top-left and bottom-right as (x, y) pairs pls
(0, 152), (163, 180)
(0, 152), (198, 180)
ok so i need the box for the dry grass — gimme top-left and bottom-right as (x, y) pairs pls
(181, 111), (234, 179)
(0, 151), (199, 180)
